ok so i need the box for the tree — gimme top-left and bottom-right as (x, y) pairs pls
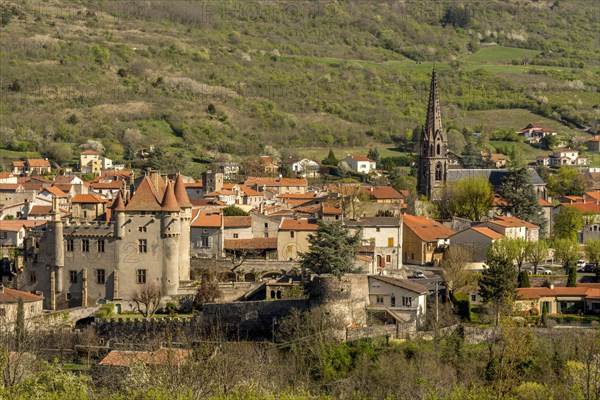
(367, 147), (380, 164)
(79, 139), (105, 154)
(547, 167), (586, 198)
(222, 205), (248, 216)
(194, 279), (222, 308)
(447, 177), (494, 221)
(300, 221), (362, 278)
(263, 145), (281, 163)
(46, 143), (73, 165)
(567, 266), (577, 287)
(321, 149), (338, 166)
(553, 238), (580, 274)
(15, 298), (25, 351)
(585, 239), (600, 267)
(512, 238), (532, 274)
(553, 206), (583, 241)
(133, 284), (162, 320)
(461, 143), (483, 168)
(499, 167), (546, 233)
(440, 246), (471, 300)
(527, 240), (550, 274)
(517, 271), (530, 288)
(480, 245), (518, 325)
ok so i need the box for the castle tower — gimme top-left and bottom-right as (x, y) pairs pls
(111, 192), (126, 300)
(160, 181), (181, 296)
(202, 170), (223, 195)
(417, 70), (448, 201)
(174, 174), (192, 283)
(50, 196), (64, 299)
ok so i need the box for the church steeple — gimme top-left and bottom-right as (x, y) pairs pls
(424, 69), (443, 140)
(417, 70), (448, 201)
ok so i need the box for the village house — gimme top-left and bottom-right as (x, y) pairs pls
(37, 186), (69, 206)
(0, 285), (44, 326)
(277, 218), (318, 261)
(250, 212), (280, 239)
(280, 157), (320, 178)
(0, 173), (18, 184)
(341, 155), (377, 174)
(448, 226), (504, 270)
(481, 152), (507, 169)
(537, 148), (588, 168)
(184, 181), (204, 200)
(553, 202), (600, 243)
(517, 122), (557, 144)
(366, 275), (428, 329)
(402, 214), (455, 265)
(190, 209), (223, 258)
(588, 136), (600, 153)
(485, 216), (540, 242)
(0, 220), (46, 247)
(244, 177), (308, 195)
(90, 179), (126, 199)
(70, 194), (108, 222)
(515, 285), (600, 315)
(11, 159), (52, 176)
(259, 156), (279, 175)
(345, 217), (403, 273)
(0, 183), (35, 205)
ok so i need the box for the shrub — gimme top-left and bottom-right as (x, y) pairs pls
(94, 303), (115, 319)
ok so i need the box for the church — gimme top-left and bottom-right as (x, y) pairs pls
(417, 71), (548, 202)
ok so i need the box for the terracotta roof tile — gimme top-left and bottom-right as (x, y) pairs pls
(224, 237), (278, 250)
(126, 177), (162, 211)
(517, 286), (600, 300)
(244, 177), (308, 188)
(279, 218), (319, 231)
(111, 192), (126, 211)
(91, 181), (124, 190)
(26, 159), (51, 167)
(363, 186), (402, 199)
(185, 182), (203, 188)
(43, 186), (68, 198)
(71, 194), (108, 204)
(174, 174), (192, 208)
(80, 150), (100, 155)
(191, 209), (222, 228)
(402, 214), (455, 242)
(560, 202), (600, 214)
(161, 182), (180, 212)
(0, 286), (44, 303)
(28, 205), (53, 215)
(0, 184), (23, 191)
(470, 226), (505, 240)
(490, 216), (539, 229)
(223, 216), (251, 228)
(348, 155), (374, 162)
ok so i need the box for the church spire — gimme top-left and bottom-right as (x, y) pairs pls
(424, 69), (443, 138)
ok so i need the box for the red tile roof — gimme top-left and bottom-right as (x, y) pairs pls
(470, 226), (504, 240)
(402, 214), (455, 242)
(559, 203), (600, 214)
(0, 286), (44, 303)
(80, 150), (100, 155)
(126, 177), (162, 211)
(538, 198), (553, 207)
(91, 181), (124, 190)
(322, 206), (343, 215)
(43, 186), (68, 198)
(185, 182), (203, 188)
(490, 215), (539, 229)
(99, 348), (191, 367)
(517, 286), (600, 300)
(588, 136), (600, 143)
(26, 159), (51, 168)
(28, 205), (53, 215)
(191, 209), (222, 228)
(224, 216), (251, 228)
(0, 184), (23, 191)
(277, 193), (317, 199)
(363, 186), (402, 199)
(279, 218), (319, 231)
(111, 192), (126, 211)
(348, 155), (374, 162)
(160, 182), (180, 212)
(11, 161), (25, 167)
(71, 194), (108, 204)
(244, 177), (308, 188)
(174, 174), (192, 208)
(224, 237), (277, 250)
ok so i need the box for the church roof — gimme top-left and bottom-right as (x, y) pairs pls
(424, 70), (444, 140)
(446, 168), (545, 187)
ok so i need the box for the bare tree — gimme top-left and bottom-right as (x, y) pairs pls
(440, 246), (471, 300)
(133, 284), (162, 320)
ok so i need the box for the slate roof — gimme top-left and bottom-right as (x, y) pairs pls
(446, 168), (545, 186)
(369, 275), (428, 294)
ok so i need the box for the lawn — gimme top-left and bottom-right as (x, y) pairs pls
(296, 146), (403, 161)
(0, 149), (41, 162)
(462, 109), (582, 136)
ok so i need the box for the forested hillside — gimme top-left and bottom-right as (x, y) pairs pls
(1, 0), (598, 174)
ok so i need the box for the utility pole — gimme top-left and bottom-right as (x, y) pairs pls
(435, 281), (439, 325)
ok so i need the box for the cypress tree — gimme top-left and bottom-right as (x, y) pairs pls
(567, 266), (577, 287)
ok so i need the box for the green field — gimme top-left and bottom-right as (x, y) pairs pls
(462, 109), (583, 136)
(296, 146), (402, 161)
(465, 46), (541, 64)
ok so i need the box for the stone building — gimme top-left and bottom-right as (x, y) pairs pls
(20, 173), (193, 310)
(345, 217), (403, 273)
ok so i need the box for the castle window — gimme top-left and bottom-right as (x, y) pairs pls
(138, 239), (147, 253)
(435, 162), (443, 181)
(233, 233), (239, 239)
(82, 239), (90, 252)
(265, 232), (269, 238)
(136, 269), (147, 284)
(96, 269), (105, 284)
(97, 240), (105, 253)
(69, 270), (77, 283)
(138, 226), (146, 233)
(29, 272), (37, 283)
(264, 223), (268, 228)
(290, 231), (295, 238)
(66, 239), (74, 252)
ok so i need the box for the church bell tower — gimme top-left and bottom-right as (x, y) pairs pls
(417, 70), (448, 201)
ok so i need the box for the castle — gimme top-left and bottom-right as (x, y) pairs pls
(20, 172), (192, 310)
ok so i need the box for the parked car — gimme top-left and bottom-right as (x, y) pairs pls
(532, 267), (553, 275)
(409, 270), (425, 279)
(577, 260), (586, 269)
(585, 263), (597, 273)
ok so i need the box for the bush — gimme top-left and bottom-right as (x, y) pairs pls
(452, 292), (472, 322)
(94, 303), (115, 319)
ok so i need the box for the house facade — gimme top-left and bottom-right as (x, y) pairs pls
(367, 275), (427, 329)
(277, 218), (318, 261)
(341, 155), (377, 174)
(345, 217), (403, 273)
(402, 214), (455, 265)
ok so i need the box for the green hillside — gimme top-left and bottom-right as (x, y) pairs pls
(0, 0), (598, 174)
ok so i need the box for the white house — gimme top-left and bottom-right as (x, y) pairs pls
(485, 216), (539, 242)
(517, 122), (557, 144)
(345, 217), (403, 273)
(341, 155), (377, 174)
(292, 158), (320, 178)
(537, 148), (588, 168)
(367, 275), (427, 329)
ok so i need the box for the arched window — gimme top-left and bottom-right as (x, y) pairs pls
(435, 162), (443, 181)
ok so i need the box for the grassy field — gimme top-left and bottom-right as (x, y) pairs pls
(461, 109), (583, 136)
(465, 46), (541, 64)
(296, 146), (402, 161)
